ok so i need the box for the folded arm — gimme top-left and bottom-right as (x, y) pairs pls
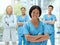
(25, 34), (49, 42)
(45, 20), (55, 24)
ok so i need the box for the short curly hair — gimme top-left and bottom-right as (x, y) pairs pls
(29, 5), (42, 18)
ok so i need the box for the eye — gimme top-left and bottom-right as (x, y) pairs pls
(33, 12), (35, 14)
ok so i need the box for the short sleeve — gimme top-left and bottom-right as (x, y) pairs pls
(43, 22), (50, 34)
(17, 16), (20, 22)
(52, 15), (57, 21)
(25, 15), (30, 21)
(23, 22), (29, 35)
(43, 15), (47, 21)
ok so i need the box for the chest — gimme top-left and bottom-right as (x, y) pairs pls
(28, 23), (44, 35)
(45, 16), (53, 21)
(4, 16), (14, 22)
(19, 16), (27, 22)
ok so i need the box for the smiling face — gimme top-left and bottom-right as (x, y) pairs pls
(6, 6), (13, 15)
(31, 9), (39, 20)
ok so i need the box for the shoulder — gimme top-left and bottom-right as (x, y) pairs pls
(51, 14), (56, 17)
(24, 20), (31, 27)
(39, 21), (47, 26)
(25, 15), (30, 18)
(43, 14), (48, 18)
(2, 15), (7, 19)
(13, 15), (16, 17)
(25, 20), (31, 25)
(17, 15), (21, 18)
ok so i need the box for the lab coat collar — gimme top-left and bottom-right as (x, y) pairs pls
(6, 14), (13, 17)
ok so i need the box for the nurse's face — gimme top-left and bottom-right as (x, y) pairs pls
(6, 6), (13, 15)
(21, 8), (26, 15)
(48, 7), (53, 13)
(31, 9), (39, 20)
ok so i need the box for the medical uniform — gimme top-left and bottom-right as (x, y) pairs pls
(23, 21), (49, 45)
(17, 15), (30, 45)
(43, 14), (57, 45)
(2, 14), (17, 42)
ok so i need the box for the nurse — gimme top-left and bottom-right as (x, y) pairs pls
(23, 5), (49, 45)
(2, 5), (17, 45)
(17, 7), (30, 45)
(43, 5), (57, 45)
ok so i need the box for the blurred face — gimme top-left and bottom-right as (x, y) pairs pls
(31, 9), (39, 20)
(48, 7), (53, 14)
(21, 8), (26, 15)
(6, 6), (13, 15)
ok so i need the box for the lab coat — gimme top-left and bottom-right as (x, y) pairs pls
(2, 14), (17, 42)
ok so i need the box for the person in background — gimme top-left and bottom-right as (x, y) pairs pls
(17, 7), (30, 45)
(23, 5), (49, 45)
(43, 5), (57, 45)
(2, 5), (17, 45)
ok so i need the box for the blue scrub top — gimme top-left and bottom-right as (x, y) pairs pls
(43, 14), (57, 34)
(23, 21), (49, 45)
(17, 15), (30, 36)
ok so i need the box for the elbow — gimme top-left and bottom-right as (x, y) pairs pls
(25, 35), (30, 41)
(51, 22), (55, 24)
(17, 23), (19, 25)
(47, 35), (49, 39)
(51, 21), (55, 24)
(44, 34), (49, 40)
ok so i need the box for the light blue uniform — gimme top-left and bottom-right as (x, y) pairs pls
(17, 15), (30, 45)
(43, 14), (57, 45)
(23, 21), (49, 45)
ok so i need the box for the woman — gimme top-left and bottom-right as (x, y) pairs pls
(2, 5), (17, 45)
(17, 7), (30, 45)
(23, 5), (49, 45)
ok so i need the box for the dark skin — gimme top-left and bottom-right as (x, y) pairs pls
(24, 9), (49, 42)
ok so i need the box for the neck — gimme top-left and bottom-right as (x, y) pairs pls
(31, 19), (39, 27)
(22, 14), (25, 16)
(48, 12), (51, 15)
(32, 18), (39, 23)
(7, 14), (12, 16)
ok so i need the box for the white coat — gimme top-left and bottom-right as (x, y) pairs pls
(2, 14), (17, 42)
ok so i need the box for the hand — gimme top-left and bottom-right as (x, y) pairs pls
(17, 22), (23, 26)
(45, 21), (49, 24)
(5, 22), (9, 26)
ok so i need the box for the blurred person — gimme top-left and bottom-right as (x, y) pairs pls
(43, 5), (57, 45)
(2, 5), (17, 45)
(17, 7), (30, 45)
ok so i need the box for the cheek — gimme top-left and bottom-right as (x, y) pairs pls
(31, 14), (34, 18)
(8, 9), (12, 12)
(37, 14), (39, 17)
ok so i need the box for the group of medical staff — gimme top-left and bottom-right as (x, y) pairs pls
(2, 5), (56, 45)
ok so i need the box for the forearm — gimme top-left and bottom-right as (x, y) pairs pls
(30, 34), (49, 42)
(17, 22), (24, 26)
(25, 34), (43, 41)
(45, 21), (55, 24)
(9, 23), (16, 27)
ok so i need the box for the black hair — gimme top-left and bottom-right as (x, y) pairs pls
(29, 5), (42, 18)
